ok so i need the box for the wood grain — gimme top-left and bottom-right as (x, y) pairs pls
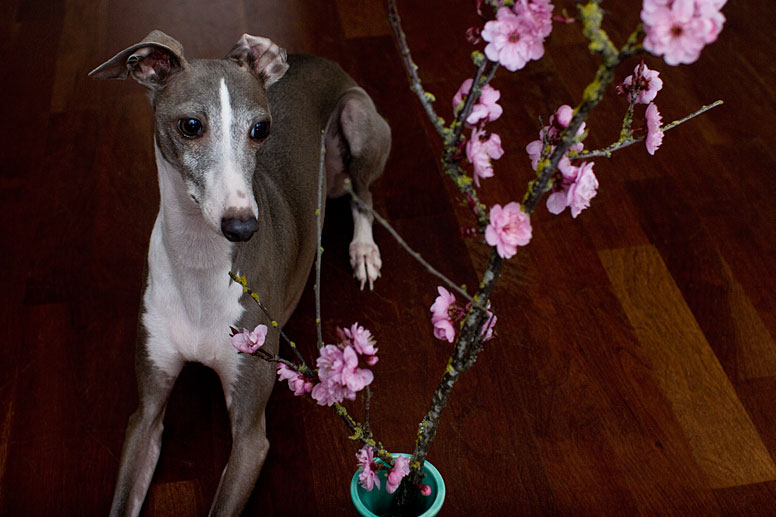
(600, 245), (776, 489)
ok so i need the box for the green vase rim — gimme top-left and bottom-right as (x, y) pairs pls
(350, 453), (446, 517)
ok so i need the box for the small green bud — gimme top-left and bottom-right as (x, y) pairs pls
(471, 51), (486, 66)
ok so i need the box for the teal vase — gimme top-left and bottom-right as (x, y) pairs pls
(350, 453), (446, 517)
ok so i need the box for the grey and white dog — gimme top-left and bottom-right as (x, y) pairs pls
(90, 31), (390, 515)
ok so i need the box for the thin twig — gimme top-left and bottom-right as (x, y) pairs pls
(315, 131), (325, 349)
(229, 271), (310, 369)
(662, 99), (724, 131)
(343, 180), (480, 308)
(577, 100), (724, 159)
(253, 349), (298, 370)
(334, 402), (394, 465)
(387, 0), (447, 139)
(405, 248), (503, 489)
(363, 386), (373, 439)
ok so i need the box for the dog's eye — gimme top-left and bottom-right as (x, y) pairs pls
(250, 121), (270, 140)
(178, 118), (203, 138)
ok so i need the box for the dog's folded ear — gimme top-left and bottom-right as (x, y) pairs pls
(226, 34), (289, 87)
(89, 30), (187, 89)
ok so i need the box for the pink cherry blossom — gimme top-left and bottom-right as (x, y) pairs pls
(566, 161), (599, 218)
(276, 363), (313, 396)
(356, 446), (380, 491)
(466, 128), (504, 187)
(481, 308), (497, 341)
(386, 456), (411, 494)
(344, 323), (378, 359)
(311, 342), (374, 406)
(430, 286), (456, 321)
(485, 202), (532, 259)
(546, 160), (599, 218)
(231, 324), (268, 354)
(433, 318), (456, 343)
(311, 381), (345, 407)
(622, 62), (664, 104)
(645, 102), (664, 155)
(341, 345), (374, 393)
(641, 0), (726, 65)
(482, 2), (554, 72)
(526, 105), (585, 172)
(311, 344), (347, 406)
(551, 104), (573, 128)
(430, 286), (457, 343)
(525, 139), (544, 171)
(546, 191), (568, 215)
(453, 78), (503, 125)
(462, 300), (497, 342)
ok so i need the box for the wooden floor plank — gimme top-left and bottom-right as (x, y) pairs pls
(335, 0), (391, 39)
(600, 245), (776, 489)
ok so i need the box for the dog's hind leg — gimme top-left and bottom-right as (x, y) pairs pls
(326, 87), (391, 290)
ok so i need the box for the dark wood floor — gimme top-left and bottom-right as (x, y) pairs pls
(2, 0), (776, 515)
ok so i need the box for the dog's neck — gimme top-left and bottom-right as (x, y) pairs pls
(153, 142), (235, 271)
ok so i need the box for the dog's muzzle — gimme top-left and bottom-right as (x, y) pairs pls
(221, 209), (259, 242)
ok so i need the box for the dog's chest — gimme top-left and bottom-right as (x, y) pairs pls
(141, 219), (244, 380)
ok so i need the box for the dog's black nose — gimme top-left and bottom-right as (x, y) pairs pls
(221, 213), (259, 242)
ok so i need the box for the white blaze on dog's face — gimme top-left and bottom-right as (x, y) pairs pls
(152, 61), (272, 242)
(88, 32), (288, 242)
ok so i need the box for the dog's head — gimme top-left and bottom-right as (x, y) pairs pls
(90, 31), (289, 242)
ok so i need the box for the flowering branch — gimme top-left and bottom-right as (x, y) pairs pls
(229, 271), (310, 371)
(389, 0), (503, 229)
(522, 10), (641, 214)
(577, 100), (724, 159)
(230, 0), (728, 512)
(387, 0), (448, 139)
(448, 58), (499, 148)
(443, 58), (499, 228)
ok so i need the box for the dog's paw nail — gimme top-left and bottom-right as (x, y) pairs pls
(350, 242), (382, 290)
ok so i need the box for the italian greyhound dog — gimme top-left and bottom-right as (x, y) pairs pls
(90, 31), (390, 515)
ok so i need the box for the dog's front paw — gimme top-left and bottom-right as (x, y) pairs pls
(349, 241), (382, 291)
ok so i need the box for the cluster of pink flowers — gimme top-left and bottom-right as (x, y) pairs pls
(482, 0), (554, 71)
(339, 323), (379, 366)
(356, 448), (421, 495)
(466, 129), (504, 187)
(642, 0), (726, 65)
(453, 78), (503, 125)
(277, 363), (313, 396)
(430, 286), (497, 343)
(310, 323), (377, 406)
(231, 324), (268, 354)
(454, 79), (505, 187)
(619, 62), (666, 155)
(525, 105), (598, 218)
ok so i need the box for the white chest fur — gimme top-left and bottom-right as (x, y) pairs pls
(141, 145), (245, 399)
(142, 220), (244, 364)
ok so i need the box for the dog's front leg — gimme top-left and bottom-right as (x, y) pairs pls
(110, 359), (182, 517)
(326, 87), (391, 291)
(208, 360), (274, 516)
